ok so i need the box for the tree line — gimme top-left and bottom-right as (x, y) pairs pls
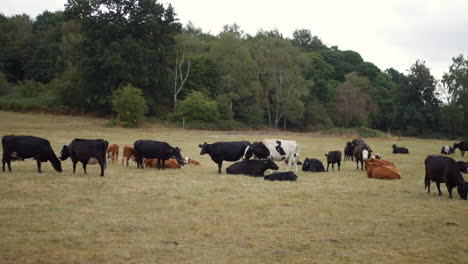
(0, 0), (466, 135)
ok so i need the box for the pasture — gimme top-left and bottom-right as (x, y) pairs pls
(1, 111), (467, 264)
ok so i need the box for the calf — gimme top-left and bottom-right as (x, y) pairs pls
(199, 141), (250, 173)
(424, 155), (468, 200)
(144, 158), (181, 169)
(301, 158), (325, 172)
(184, 157), (201, 165)
(392, 144), (409, 154)
(2, 135), (62, 173)
(226, 160), (279, 177)
(441, 145), (455, 155)
(325, 151), (341, 171)
(264, 172), (298, 182)
(453, 141), (468, 157)
(134, 140), (183, 169)
(60, 138), (108, 176)
(354, 143), (372, 170)
(107, 144), (119, 163)
(243, 139), (300, 172)
(122, 146), (135, 167)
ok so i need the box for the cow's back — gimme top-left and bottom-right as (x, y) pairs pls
(2, 135), (53, 159)
(210, 141), (250, 161)
(69, 139), (107, 160)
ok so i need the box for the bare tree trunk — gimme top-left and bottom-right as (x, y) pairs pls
(283, 117), (286, 131)
(173, 51), (191, 112)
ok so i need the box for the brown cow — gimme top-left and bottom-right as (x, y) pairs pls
(365, 158), (401, 180)
(144, 158), (181, 169)
(184, 157), (201, 165)
(107, 144), (119, 164)
(122, 146), (135, 167)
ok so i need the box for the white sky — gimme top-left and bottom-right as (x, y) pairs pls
(2, 0), (468, 80)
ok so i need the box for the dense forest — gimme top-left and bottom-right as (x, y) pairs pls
(0, 0), (466, 136)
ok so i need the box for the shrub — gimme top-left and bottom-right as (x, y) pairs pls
(112, 84), (148, 128)
(169, 91), (221, 123)
(0, 72), (11, 95)
(16, 80), (46, 97)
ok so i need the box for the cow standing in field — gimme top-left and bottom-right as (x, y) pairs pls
(453, 141), (468, 157)
(354, 143), (373, 170)
(226, 159), (279, 176)
(425, 155), (468, 200)
(301, 158), (325, 172)
(199, 141), (250, 174)
(107, 144), (119, 163)
(243, 139), (299, 172)
(60, 138), (108, 176)
(122, 146), (135, 167)
(392, 144), (409, 154)
(134, 140), (183, 169)
(325, 151), (341, 171)
(2, 135), (62, 173)
(344, 141), (354, 161)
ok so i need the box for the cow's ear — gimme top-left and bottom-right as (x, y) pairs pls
(198, 144), (202, 148)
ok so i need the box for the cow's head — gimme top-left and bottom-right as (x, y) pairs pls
(199, 143), (210, 155)
(264, 159), (279, 171)
(457, 182), (468, 200)
(50, 155), (62, 172)
(170, 147), (183, 161)
(453, 143), (460, 150)
(362, 149), (370, 160)
(302, 158), (311, 171)
(59, 145), (70, 161)
(391, 144), (397, 149)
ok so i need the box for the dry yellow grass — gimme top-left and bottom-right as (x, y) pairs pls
(0, 111), (467, 264)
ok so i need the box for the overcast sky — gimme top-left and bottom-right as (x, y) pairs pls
(2, 0), (468, 80)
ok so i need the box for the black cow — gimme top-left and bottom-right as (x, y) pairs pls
(344, 141), (354, 161)
(134, 140), (183, 169)
(2, 135), (62, 173)
(325, 151), (341, 171)
(199, 141), (250, 174)
(264, 171), (298, 182)
(60, 138), (108, 176)
(392, 144), (409, 154)
(226, 160), (279, 177)
(453, 141), (468, 157)
(424, 155), (468, 200)
(351, 139), (365, 149)
(457, 161), (467, 173)
(302, 158), (325, 172)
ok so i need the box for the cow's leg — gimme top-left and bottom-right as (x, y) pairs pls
(361, 160), (364, 170)
(338, 161), (341, 171)
(356, 160), (359, 170)
(446, 184), (453, 199)
(427, 179), (431, 193)
(436, 182), (442, 196)
(156, 159), (161, 170)
(99, 160), (105, 177)
(36, 160), (42, 173)
(72, 160), (77, 173)
(82, 162), (87, 174)
(217, 161), (223, 174)
(126, 157), (129, 167)
(161, 159), (166, 170)
(327, 162), (330, 171)
(121, 157), (124, 166)
(2, 154), (11, 172)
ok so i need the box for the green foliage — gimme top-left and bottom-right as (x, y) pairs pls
(322, 127), (389, 138)
(16, 80), (47, 97)
(169, 91), (220, 123)
(440, 104), (464, 135)
(0, 72), (11, 95)
(112, 84), (148, 128)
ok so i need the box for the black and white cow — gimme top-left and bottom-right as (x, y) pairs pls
(441, 145), (455, 155)
(60, 138), (108, 176)
(243, 139), (299, 172)
(354, 143), (373, 170)
(199, 141), (250, 173)
(301, 158), (325, 172)
(264, 171), (298, 182)
(226, 159), (279, 176)
(2, 135), (62, 173)
(134, 140), (183, 169)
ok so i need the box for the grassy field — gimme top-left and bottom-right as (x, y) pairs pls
(0, 111), (467, 264)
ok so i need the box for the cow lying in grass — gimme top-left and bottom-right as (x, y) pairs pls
(226, 160), (279, 177)
(364, 158), (400, 180)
